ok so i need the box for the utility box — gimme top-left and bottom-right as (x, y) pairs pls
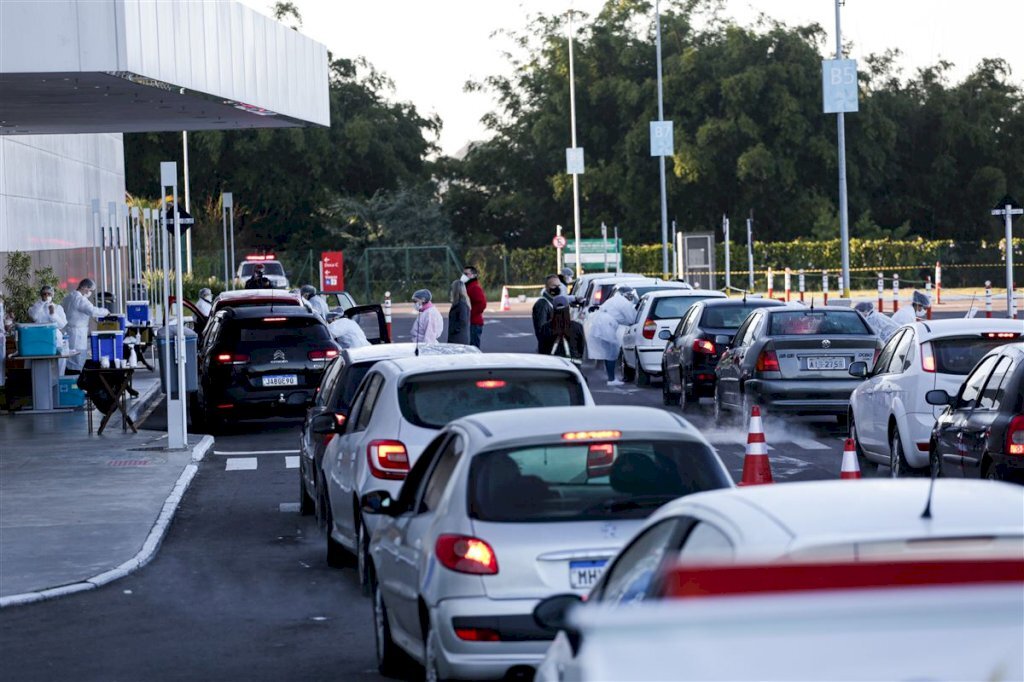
(156, 326), (198, 395)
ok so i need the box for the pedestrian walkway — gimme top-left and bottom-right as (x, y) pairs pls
(0, 369), (213, 607)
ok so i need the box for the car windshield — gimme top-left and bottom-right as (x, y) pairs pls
(240, 262), (285, 277)
(768, 311), (870, 336)
(227, 318), (330, 345)
(931, 337), (1017, 375)
(650, 296), (715, 320)
(702, 304), (774, 329)
(468, 440), (730, 522)
(398, 370), (586, 429)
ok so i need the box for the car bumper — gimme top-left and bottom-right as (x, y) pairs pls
(214, 386), (316, 415)
(637, 347), (665, 374)
(432, 597), (552, 680)
(903, 412), (939, 468)
(745, 378), (861, 416)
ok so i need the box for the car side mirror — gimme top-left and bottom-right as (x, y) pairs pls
(925, 389), (954, 407)
(848, 361), (868, 378)
(533, 593), (583, 634)
(588, 305), (599, 313)
(658, 329), (672, 340)
(714, 335), (731, 346)
(361, 490), (396, 516)
(311, 412), (346, 435)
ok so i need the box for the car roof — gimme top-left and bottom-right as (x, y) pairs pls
(215, 289), (300, 302)
(341, 342), (480, 364)
(224, 305), (320, 320)
(700, 298), (787, 308)
(658, 479), (1024, 544)
(379, 352), (583, 376)
(591, 275), (655, 286)
(907, 318), (1024, 342)
(640, 289), (726, 300)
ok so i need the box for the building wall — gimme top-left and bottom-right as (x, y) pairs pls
(0, 133), (125, 288)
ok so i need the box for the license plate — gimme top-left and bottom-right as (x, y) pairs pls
(262, 374), (298, 387)
(807, 357), (846, 371)
(569, 560), (607, 590)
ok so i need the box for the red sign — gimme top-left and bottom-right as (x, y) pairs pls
(320, 251), (345, 292)
(552, 235), (567, 249)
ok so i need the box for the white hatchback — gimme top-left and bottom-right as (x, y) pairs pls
(847, 319), (1022, 476)
(620, 289), (726, 386)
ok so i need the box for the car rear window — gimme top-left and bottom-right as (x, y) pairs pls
(702, 304), (773, 329)
(768, 311), (870, 336)
(650, 296), (714, 320)
(240, 262), (285, 277)
(336, 361), (374, 410)
(398, 370), (586, 429)
(226, 317), (330, 345)
(931, 338), (1018, 375)
(468, 440), (730, 522)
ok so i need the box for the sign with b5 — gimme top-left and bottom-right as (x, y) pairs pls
(822, 59), (858, 113)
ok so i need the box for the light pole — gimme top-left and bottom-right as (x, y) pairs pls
(567, 8), (583, 279)
(182, 131), (193, 275)
(655, 0), (670, 277)
(834, 0), (851, 297)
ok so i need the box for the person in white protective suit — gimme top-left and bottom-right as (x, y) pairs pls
(29, 285), (70, 375)
(585, 284), (639, 386)
(196, 288), (213, 317)
(890, 290), (930, 327)
(854, 301), (898, 342)
(62, 279), (109, 373)
(410, 289), (444, 345)
(328, 316), (370, 349)
(300, 285), (330, 320)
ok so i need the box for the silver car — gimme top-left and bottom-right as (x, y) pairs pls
(362, 405), (733, 680)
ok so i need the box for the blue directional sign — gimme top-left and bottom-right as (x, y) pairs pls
(822, 59), (858, 114)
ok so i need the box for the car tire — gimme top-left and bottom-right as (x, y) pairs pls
(357, 515), (371, 597)
(424, 617), (446, 682)
(929, 445), (944, 479)
(298, 467), (315, 516)
(314, 473), (329, 531)
(740, 392), (759, 425)
(889, 428), (918, 478)
(713, 384), (726, 422)
(836, 413), (849, 430)
(635, 352), (651, 387)
(372, 569), (415, 678)
(849, 418), (878, 476)
(983, 457), (1001, 481)
(619, 351), (635, 382)
(662, 365), (680, 406)
(324, 494), (350, 568)
(189, 393), (206, 431)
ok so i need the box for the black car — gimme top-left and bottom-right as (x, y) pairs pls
(660, 298), (785, 407)
(927, 342), (1024, 483)
(191, 306), (340, 430)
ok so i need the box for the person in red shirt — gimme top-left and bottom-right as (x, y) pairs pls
(462, 265), (487, 348)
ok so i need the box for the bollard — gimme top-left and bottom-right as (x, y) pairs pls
(877, 272), (884, 313)
(892, 274), (900, 312)
(925, 276), (933, 319)
(383, 290), (392, 342)
(822, 270), (829, 306)
(985, 280), (992, 318)
(784, 267), (792, 302)
(935, 261), (942, 304)
(766, 267), (774, 299)
(798, 269), (805, 302)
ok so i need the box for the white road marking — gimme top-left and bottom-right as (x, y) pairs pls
(279, 502), (301, 513)
(225, 457), (258, 471)
(285, 456), (299, 469)
(214, 449), (300, 456)
(790, 437), (831, 451)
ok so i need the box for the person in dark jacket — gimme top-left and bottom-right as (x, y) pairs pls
(462, 265), (487, 348)
(532, 274), (562, 352)
(245, 264), (272, 289)
(447, 279), (471, 344)
(539, 296), (585, 366)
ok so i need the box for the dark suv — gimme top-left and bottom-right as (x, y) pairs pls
(192, 306), (340, 429)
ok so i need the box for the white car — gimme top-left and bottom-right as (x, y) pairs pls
(317, 353), (595, 589)
(534, 478), (1024, 681)
(574, 275), (651, 324)
(236, 257), (289, 289)
(362, 405), (733, 680)
(620, 289), (726, 386)
(848, 319), (1023, 476)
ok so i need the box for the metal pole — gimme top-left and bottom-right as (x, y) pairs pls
(228, 198), (236, 291)
(835, 0), (851, 297)
(91, 199), (100, 284)
(671, 220), (677, 278)
(222, 192), (231, 289)
(182, 131), (193, 275)
(655, 0), (669, 278)
(602, 222), (609, 273)
(567, 10), (583, 279)
(556, 224), (563, 274)
(1005, 206), (1015, 317)
(675, 230), (684, 281)
(746, 211), (754, 291)
(613, 225), (620, 275)
(723, 215), (731, 291)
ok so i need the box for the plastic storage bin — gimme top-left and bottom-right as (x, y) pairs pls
(97, 314), (127, 332)
(56, 376), (86, 408)
(126, 301), (151, 325)
(90, 331), (124, 363)
(156, 326), (199, 394)
(17, 323), (59, 356)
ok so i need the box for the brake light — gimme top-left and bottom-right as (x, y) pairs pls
(246, 254), (275, 261)
(263, 317), (286, 322)
(755, 349), (780, 372)
(920, 342), (936, 373)
(985, 332), (1020, 339)
(367, 440), (409, 480)
(435, 534), (498, 575)
(642, 319), (658, 339)
(308, 349), (339, 361)
(693, 338), (716, 354)
(455, 627), (501, 642)
(475, 380), (506, 389)
(587, 443), (616, 477)
(323, 413), (347, 446)
(1007, 416), (1024, 456)
(216, 353), (249, 365)
(563, 430), (622, 441)
(217, 403), (234, 409)
(594, 289), (603, 303)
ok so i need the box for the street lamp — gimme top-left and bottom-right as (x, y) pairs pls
(567, 8), (583, 279)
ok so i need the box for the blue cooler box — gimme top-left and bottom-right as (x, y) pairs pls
(90, 331), (124, 363)
(127, 300), (151, 325)
(17, 323), (59, 356)
(56, 377), (86, 408)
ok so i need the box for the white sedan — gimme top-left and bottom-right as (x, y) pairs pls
(848, 319), (1022, 476)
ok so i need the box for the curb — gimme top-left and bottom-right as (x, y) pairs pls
(127, 381), (163, 423)
(0, 434), (214, 609)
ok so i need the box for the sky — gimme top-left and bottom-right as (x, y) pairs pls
(239, 0), (1024, 157)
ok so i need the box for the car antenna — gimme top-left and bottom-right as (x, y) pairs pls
(921, 455), (938, 519)
(414, 306), (420, 357)
(809, 296), (815, 310)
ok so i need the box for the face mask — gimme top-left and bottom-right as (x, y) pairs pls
(460, 274), (470, 284)
(414, 301), (424, 312)
(42, 295), (52, 303)
(202, 296), (212, 302)
(547, 287), (561, 296)
(83, 290), (93, 299)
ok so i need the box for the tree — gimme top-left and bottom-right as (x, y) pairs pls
(271, 1), (302, 30)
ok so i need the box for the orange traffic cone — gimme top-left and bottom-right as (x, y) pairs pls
(500, 286), (511, 312)
(840, 438), (861, 480)
(739, 405), (773, 486)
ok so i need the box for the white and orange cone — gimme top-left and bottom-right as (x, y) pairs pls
(739, 405), (773, 486)
(500, 286), (511, 312)
(840, 438), (861, 480)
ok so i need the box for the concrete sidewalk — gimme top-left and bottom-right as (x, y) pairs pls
(0, 370), (213, 607)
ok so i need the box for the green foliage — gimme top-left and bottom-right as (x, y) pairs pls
(2, 252), (62, 322)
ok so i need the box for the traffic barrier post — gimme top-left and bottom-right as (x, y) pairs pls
(798, 269), (805, 302)
(767, 267), (774, 299)
(985, 280), (992, 318)
(784, 267), (792, 302)
(892, 274), (900, 312)
(925, 276), (933, 319)
(383, 290), (392, 342)
(822, 270), (829, 305)
(877, 272), (884, 312)
(935, 261), (942, 304)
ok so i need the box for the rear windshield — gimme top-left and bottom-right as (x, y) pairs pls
(336, 361), (374, 411)
(633, 285), (685, 299)
(469, 440), (730, 522)
(227, 318), (329, 345)
(702, 304), (773, 329)
(240, 262), (285, 277)
(398, 370), (586, 429)
(650, 296), (714, 320)
(932, 338), (1017, 375)
(769, 311), (870, 336)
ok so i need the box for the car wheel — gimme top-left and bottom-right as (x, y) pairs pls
(635, 353), (651, 387)
(836, 413), (849, 430)
(188, 393), (206, 431)
(357, 516), (371, 596)
(889, 428), (917, 478)
(619, 351), (635, 382)
(740, 391), (759, 425)
(713, 384), (725, 421)
(372, 569), (414, 677)
(662, 365), (680, 406)
(850, 418), (878, 476)
(424, 617), (445, 682)
(929, 446), (944, 479)
(983, 457), (1001, 481)
(298, 466), (314, 516)
(314, 473), (329, 530)
(324, 494), (350, 568)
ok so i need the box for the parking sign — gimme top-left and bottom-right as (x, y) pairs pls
(822, 59), (858, 113)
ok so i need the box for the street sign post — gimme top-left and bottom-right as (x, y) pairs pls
(552, 235), (567, 249)
(991, 195), (1022, 318)
(320, 251), (345, 292)
(822, 59), (859, 114)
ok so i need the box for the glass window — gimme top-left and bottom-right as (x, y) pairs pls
(468, 439), (731, 523)
(978, 357), (1012, 410)
(229, 318), (330, 345)
(316, 357), (345, 407)
(333, 361), (375, 413)
(650, 296), (716, 320)
(740, 312), (762, 345)
(598, 520), (684, 606)
(701, 304), (775, 329)
(239, 261), (285, 277)
(352, 374), (384, 432)
(887, 329), (916, 375)
(677, 522), (733, 563)
(731, 318), (753, 348)
(873, 329), (904, 374)
(931, 337), (1018, 375)
(768, 310), (871, 336)
(957, 355), (999, 409)
(420, 436), (463, 513)
(394, 435), (449, 513)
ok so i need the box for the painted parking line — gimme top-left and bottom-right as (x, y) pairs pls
(213, 449), (301, 456)
(789, 437), (832, 451)
(279, 502), (301, 513)
(225, 457), (258, 471)
(285, 456), (299, 469)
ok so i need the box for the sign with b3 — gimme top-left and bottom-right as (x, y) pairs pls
(822, 59), (858, 113)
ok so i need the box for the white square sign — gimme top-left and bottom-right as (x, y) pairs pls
(566, 147), (585, 175)
(822, 59), (858, 113)
(650, 121), (674, 157)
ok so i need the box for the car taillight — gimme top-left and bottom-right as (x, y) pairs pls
(693, 338), (716, 354)
(920, 342), (936, 373)
(755, 349), (780, 372)
(308, 349), (339, 361)
(1007, 416), (1024, 456)
(594, 289), (603, 303)
(985, 332), (1020, 339)
(263, 317), (286, 322)
(367, 440), (409, 479)
(216, 353), (249, 365)
(435, 534), (498, 575)
(586, 443), (615, 477)
(475, 380), (506, 389)
(642, 319), (657, 339)
(455, 627), (501, 642)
